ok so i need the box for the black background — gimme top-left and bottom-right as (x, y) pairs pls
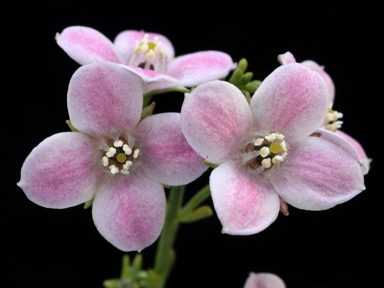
(4, 2), (383, 288)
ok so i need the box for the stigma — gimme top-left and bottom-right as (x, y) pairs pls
(102, 138), (140, 175)
(243, 132), (288, 171)
(127, 33), (168, 72)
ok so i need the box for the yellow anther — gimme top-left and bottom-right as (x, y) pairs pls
(270, 142), (282, 154)
(116, 153), (127, 163)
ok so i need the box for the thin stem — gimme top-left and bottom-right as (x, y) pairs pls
(179, 184), (210, 215)
(154, 185), (185, 287)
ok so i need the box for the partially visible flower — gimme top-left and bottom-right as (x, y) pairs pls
(180, 63), (366, 235)
(17, 61), (208, 252)
(278, 51), (371, 174)
(56, 26), (236, 88)
(243, 272), (286, 288)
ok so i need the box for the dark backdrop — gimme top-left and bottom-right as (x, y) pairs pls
(4, 2), (383, 288)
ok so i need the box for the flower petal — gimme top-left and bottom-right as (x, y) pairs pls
(181, 80), (253, 165)
(301, 60), (335, 105)
(56, 26), (124, 64)
(121, 65), (187, 95)
(244, 272), (286, 288)
(18, 132), (99, 208)
(135, 112), (208, 186)
(272, 136), (365, 210)
(68, 61), (144, 137)
(210, 161), (280, 235)
(335, 130), (371, 175)
(92, 171), (166, 252)
(114, 30), (175, 64)
(250, 63), (329, 143)
(167, 51), (236, 87)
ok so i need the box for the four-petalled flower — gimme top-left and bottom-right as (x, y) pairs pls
(55, 26), (236, 89)
(180, 62), (366, 235)
(18, 61), (208, 252)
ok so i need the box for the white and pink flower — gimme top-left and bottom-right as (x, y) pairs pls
(243, 272), (286, 288)
(18, 61), (208, 252)
(56, 26), (236, 89)
(180, 62), (366, 235)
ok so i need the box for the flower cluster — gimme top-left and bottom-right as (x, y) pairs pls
(18, 26), (370, 287)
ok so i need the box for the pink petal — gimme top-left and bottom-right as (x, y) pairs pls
(272, 136), (365, 210)
(135, 113), (208, 186)
(18, 132), (100, 208)
(180, 80), (253, 165)
(114, 30), (175, 64)
(167, 51), (236, 87)
(301, 60), (335, 105)
(244, 272), (286, 288)
(250, 63), (329, 143)
(335, 130), (371, 175)
(68, 61), (144, 137)
(277, 51), (296, 64)
(56, 26), (123, 64)
(210, 161), (280, 235)
(92, 171), (166, 252)
(121, 65), (187, 95)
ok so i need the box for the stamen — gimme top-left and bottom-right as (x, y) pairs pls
(262, 158), (271, 168)
(106, 147), (116, 157)
(133, 149), (140, 159)
(114, 140), (123, 147)
(260, 147), (270, 157)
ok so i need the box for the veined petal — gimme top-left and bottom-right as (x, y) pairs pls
(244, 272), (286, 288)
(121, 65), (188, 95)
(56, 26), (124, 64)
(92, 171), (166, 252)
(114, 30), (175, 64)
(250, 63), (329, 143)
(135, 113), (208, 186)
(18, 132), (99, 208)
(68, 61), (144, 137)
(301, 60), (335, 105)
(167, 51), (236, 87)
(181, 80), (253, 165)
(335, 130), (371, 175)
(272, 136), (365, 210)
(210, 161), (280, 235)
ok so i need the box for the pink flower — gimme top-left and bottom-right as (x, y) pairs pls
(180, 63), (366, 235)
(56, 26), (236, 88)
(243, 272), (286, 288)
(17, 61), (208, 252)
(278, 51), (371, 174)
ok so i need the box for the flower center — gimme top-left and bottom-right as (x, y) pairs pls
(127, 34), (168, 73)
(101, 137), (140, 175)
(243, 132), (288, 171)
(324, 103), (343, 132)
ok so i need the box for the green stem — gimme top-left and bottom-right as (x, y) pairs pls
(154, 185), (185, 287)
(179, 184), (210, 215)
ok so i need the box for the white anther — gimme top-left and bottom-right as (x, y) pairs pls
(102, 156), (109, 167)
(261, 158), (272, 168)
(106, 147), (117, 157)
(280, 141), (287, 151)
(114, 140), (123, 147)
(123, 160), (133, 170)
(109, 165), (119, 174)
(123, 144), (132, 155)
(276, 133), (284, 140)
(254, 138), (264, 146)
(272, 155), (284, 164)
(120, 169), (130, 175)
(281, 152), (287, 159)
(265, 134), (276, 142)
(259, 147), (270, 158)
(133, 149), (140, 159)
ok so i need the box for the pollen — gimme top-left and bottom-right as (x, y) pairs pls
(244, 132), (289, 171)
(102, 137), (140, 175)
